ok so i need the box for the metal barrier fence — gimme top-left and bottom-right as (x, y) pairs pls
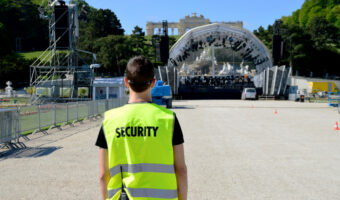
(328, 92), (340, 107)
(1, 97), (128, 146)
(0, 109), (20, 145)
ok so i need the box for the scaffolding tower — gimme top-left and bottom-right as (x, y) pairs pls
(30, 0), (96, 104)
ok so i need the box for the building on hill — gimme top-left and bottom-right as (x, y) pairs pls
(146, 13), (243, 36)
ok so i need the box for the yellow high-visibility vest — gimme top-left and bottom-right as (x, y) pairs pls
(102, 103), (178, 200)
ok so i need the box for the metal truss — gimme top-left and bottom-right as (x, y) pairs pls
(168, 23), (273, 73)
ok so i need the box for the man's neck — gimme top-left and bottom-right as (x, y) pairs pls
(128, 91), (152, 103)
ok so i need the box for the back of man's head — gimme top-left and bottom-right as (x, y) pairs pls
(126, 56), (154, 93)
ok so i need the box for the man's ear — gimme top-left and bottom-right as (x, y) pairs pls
(150, 78), (156, 89)
(124, 77), (130, 88)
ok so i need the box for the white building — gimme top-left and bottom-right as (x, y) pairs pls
(93, 77), (128, 100)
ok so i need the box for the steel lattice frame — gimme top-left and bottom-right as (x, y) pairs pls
(30, 1), (93, 104)
(168, 23), (273, 73)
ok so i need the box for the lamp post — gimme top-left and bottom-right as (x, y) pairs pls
(90, 64), (101, 100)
(212, 46), (215, 78)
(289, 36), (293, 69)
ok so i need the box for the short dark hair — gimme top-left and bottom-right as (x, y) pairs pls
(126, 56), (154, 93)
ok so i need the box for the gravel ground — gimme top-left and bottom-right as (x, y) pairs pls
(1, 100), (340, 200)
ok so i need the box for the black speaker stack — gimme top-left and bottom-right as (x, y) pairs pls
(159, 20), (169, 64)
(272, 34), (282, 64)
(272, 20), (282, 65)
(54, 1), (69, 49)
(160, 36), (169, 64)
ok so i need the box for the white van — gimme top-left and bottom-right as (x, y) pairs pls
(241, 88), (257, 100)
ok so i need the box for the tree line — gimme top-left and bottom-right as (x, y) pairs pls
(254, 0), (340, 78)
(76, 0), (177, 77)
(0, 0), (339, 88)
(0, 0), (48, 88)
(0, 0), (178, 88)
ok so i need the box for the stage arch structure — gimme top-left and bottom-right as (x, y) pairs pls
(169, 23), (272, 72)
(163, 23), (275, 96)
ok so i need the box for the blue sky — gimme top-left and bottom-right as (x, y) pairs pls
(85, 0), (305, 34)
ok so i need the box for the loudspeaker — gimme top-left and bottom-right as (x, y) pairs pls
(272, 35), (282, 65)
(155, 43), (161, 62)
(160, 36), (169, 64)
(54, 4), (69, 49)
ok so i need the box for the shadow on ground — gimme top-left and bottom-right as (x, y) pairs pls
(171, 106), (196, 109)
(0, 146), (62, 159)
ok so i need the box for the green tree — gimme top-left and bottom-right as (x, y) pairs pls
(0, 22), (12, 55)
(290, 0), (340, 28)
(307, 16), (339, 48)
(130, 26), (148, 56)
(327, 5), (340, 27)
(253, 25), (273, 51)
(78, 6), (125, 51)
(255, 0), (340, 77)
(169, 36), (178, 49)
(84, 8), (124, 40)
(93, 35), (133, 76)
(0, 54), (33, 88)
(0, 0), (49, 51)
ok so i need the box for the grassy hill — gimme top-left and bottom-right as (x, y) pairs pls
(17, 50), (71, 61)
(17, 51), (45, 60)
(31, 0), (47, 6)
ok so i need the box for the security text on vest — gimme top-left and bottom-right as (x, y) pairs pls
(115, 126), (159, 138)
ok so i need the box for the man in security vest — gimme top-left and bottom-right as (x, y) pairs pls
(95, 56), (188, 200)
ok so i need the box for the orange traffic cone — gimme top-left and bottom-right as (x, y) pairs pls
(334, 122), (340, 131)
(274, 109), (278, 114)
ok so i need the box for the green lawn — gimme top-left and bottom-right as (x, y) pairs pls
(19, 102), (107, 135)
(0, 97), (30, 105)
(0, 98), (126, 136)
(17, 50), (71, 60)
(0, 98), (120, 135)
(17, 51), (45, 60)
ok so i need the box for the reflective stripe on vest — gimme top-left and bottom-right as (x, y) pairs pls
(109, 163), (175, 177)
(108, 188), (121, 199)
(103, 103), (178, 200)
(108, 188), (178, 199)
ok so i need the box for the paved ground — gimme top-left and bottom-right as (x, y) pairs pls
(1, 100), (340, 200)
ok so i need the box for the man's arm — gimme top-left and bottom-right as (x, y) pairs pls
(173, 144), (188, 200)
(99, 148), (110, 200)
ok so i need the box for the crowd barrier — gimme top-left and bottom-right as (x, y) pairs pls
(0, 109), (20, 145)
(328, 92), (340, 107)
(0, 98), (128, 146)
